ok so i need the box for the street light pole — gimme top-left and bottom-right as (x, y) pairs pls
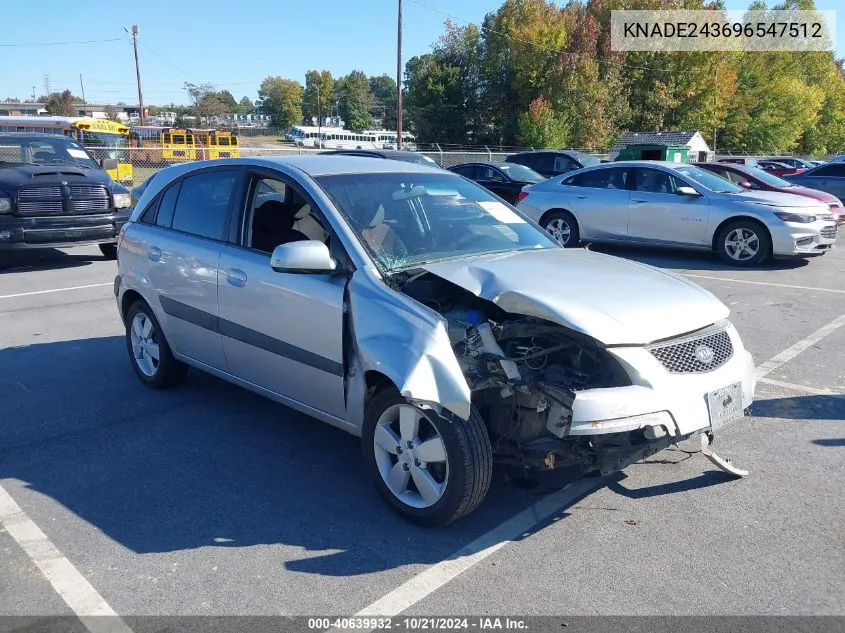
(396, 0), (403, 149)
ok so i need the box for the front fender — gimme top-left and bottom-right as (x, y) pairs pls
(347, 269), (471, 423)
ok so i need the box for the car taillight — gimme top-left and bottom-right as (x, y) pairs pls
(517, 191), (529, 203)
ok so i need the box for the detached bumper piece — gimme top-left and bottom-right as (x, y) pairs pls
(700, 431), (748, 477)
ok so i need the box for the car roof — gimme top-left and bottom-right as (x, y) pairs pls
(325, 149), (425, 159)
(590, 160), (691, 168)
(175, 155), (443, 178)
(449, 162), (501, 168)
(695, 161), (754, 173)
(0, 132), (74, 139)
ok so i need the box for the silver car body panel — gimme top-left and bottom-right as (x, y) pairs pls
(517, 161), (838, 256)
(118, 156), (754, 453)
(420, 248), (729, 346)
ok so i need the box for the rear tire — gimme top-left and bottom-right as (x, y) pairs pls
(362, 389), (493, 526)
(99, 243), (118, 260)
(542, 210), (580, 247)
(0, 252), (12, 270)
(125, 301), (188, 389)
(716, 219), (771, 266)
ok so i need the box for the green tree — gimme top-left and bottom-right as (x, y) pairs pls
(304, 70), (334, 124)
(104, 105), (122, 123)
(216, 89), (238, 113)
(368, 74), (397, 129)
(44, 90), (81, 115)
(257, 76), (303, 130)
(518, 96), (569, 148)
(404, 54), (463, 143)
(337, 71), (374, 132)
(237, 96), (254, 115)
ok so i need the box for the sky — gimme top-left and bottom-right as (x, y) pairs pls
(1, 0), (841, 106)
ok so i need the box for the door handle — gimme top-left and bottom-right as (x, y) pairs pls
(148, 246), (161, 262)
(632, 199), (647, 204)
(226, 268), (248, 288)
(574, 195), (588, 199)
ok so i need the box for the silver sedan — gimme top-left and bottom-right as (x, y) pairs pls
(517, 161), (838, 266)
(116, 156), (754, 525)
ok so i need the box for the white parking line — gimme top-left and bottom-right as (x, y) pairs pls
(755, 313), (845, 380)
(0, 283), (111, 301)
(335, 476), (605, 627)
(0, 485), (134, 633)
(757, 377), (840, 396)
(680, 273), (845, 295)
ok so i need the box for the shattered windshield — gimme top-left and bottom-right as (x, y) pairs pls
(316, 172), (557, 271)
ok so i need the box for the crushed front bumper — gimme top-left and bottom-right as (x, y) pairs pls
(566, 323), (755, 438)
(770, 221), (838, 256)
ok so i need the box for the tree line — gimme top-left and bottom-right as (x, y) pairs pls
(259, 0), (845, 154)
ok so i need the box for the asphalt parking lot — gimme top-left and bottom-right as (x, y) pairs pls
(1, 243), (843, 627)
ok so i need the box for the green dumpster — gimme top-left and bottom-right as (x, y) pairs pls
(615, 143), (689, 163)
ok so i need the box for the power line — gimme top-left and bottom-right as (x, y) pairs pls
(138, 41), (192, 77)
(0, 37), (123, 47)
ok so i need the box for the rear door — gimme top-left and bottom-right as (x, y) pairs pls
(561, 167), (631, 239)
(551, 154), (578, 177)
(627, 167), (710, 245)
(216, 168), (347, 419)
(802, 164), (845, 201)
(142, 167), (242, 370)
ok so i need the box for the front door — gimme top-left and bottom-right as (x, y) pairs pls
(475, 165), (518, 203)
(627, 168), (710, 246)
(217, 170), (347, 419)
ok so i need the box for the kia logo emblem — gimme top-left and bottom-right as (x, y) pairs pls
(694, 345), (715, 364)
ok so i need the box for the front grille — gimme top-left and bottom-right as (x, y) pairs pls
(69, 185), (109, 199)
(19, 186), (62, 200)
(19, 200), (64, 215)
(821, 225), (838, 239)
(72, 199), (110, 213)
(649, 329), (734, 374)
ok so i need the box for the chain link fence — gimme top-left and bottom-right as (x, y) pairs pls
(119, 146), (830, 188)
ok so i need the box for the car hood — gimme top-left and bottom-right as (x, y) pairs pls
(420, 248), (729, 346)
(780, 185), (841, 205)
(0, 164), (111, 190)
(726, 189), (828, 209)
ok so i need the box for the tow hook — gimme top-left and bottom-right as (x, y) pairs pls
(700, 431), (748, 477)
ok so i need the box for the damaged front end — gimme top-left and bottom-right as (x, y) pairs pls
(395, 271), (668, 475)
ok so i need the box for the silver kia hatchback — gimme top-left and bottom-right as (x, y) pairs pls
(115, 156), (755, 525)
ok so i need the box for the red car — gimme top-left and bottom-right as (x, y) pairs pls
(757, 160), (807, 178)
(694, 162), (844, 225)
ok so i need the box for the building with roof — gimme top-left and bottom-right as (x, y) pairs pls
(610, 130), (712, 162)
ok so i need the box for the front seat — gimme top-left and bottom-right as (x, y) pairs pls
(251, 200), (309, 253)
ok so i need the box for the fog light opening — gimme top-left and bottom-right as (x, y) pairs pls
(0, 229), (12, 241)
(796, 237), (814, 247)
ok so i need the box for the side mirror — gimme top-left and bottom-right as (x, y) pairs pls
(270, 240), (337, 274)
(676, 186), (700, 196)
(100, 158), (118, 171)
(738, 181), (752, 189)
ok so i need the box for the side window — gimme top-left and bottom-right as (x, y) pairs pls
(553, 155), (575, 173)
(453, 165), (476, 178)
(812, 165), (845, 177)
(170, 170), (238, 240)
(477, 166), (504, 182)
(633, 169), (679, 194)
(532, 154), (554, 172)
(245, 175), (329, 253)
(576, 168), (629, 189)
(155, 183), (181, 228)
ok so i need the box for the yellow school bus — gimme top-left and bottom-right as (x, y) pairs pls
(0, 116), (133, 184)
(190, 128), (240, 158)
(130, 126), (198, 163)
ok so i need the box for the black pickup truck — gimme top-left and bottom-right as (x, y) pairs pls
(0, 133), (132, 268)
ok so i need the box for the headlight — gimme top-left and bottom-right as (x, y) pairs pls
(113, 193), (132, 209)
(775, 212), (817, 223)
(0, 197), (10, 214)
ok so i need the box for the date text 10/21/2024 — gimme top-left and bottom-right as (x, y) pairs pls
(308, 617), (529, 630)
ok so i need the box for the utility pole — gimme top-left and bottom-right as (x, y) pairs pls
(712, 61), (718, 157)
(317, 80), (322, 148)
(126, 25), (145, 125)
(79, 74), (86, 104)
(43, 73), (50, 97)
(396, 0), (403, 149)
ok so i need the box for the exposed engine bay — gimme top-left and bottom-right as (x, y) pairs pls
(395, 271), (654, 473)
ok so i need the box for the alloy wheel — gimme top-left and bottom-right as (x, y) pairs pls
(724, 227), (760, 262)
(130, 312), (161, 377)
(372, 404), (449, 509)
(546, 218), (571, 245)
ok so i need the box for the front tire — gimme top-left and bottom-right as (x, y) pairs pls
(99, 243), (118, 260)
(542, 210), (580, 247)
(0, 251), (12, 270)
(362, 389), (492, 526)
(717, 220), (771, 266)
(125, 301), (188, 388)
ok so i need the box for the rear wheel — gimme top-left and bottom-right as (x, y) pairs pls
(362, 389), (492, 526)
(99, 243), (118, 260)
(716, 220), (771, 266)
(0, 252), (12, 270)
(125, 301), (188, 388)
(542, 210), (580, 247)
